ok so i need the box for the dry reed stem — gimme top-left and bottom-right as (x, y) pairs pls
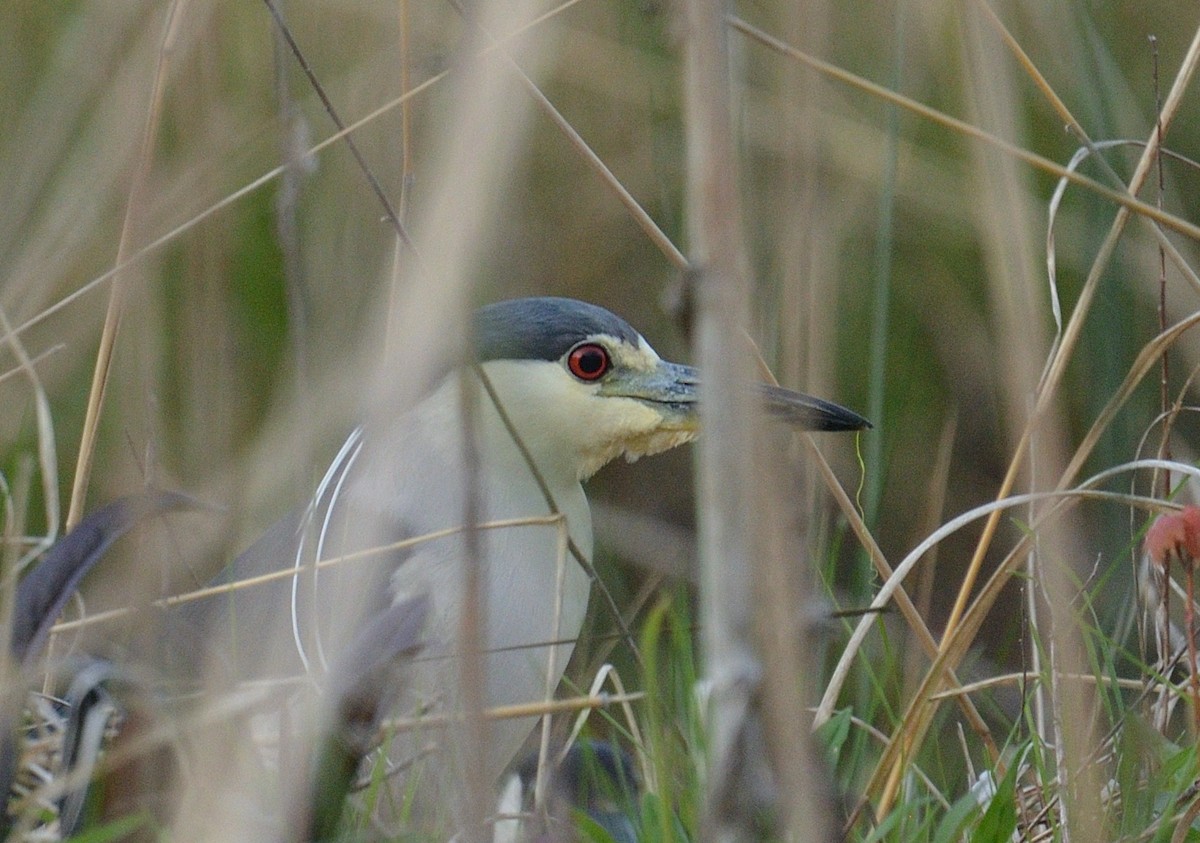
(164, 3), (555, 828)
(748, 347), (978, 734)
(4, 0), (587, 349)
(868, 18), (1200, 824)
(975, 0), (1200, 294)
(3, 304), (69, 698)
(13, 684), (642, 827)
(963, 11), (1087, 834)
(682, 0), (767, 833)
(560, 663), (656, 793)
(66, 0), (186, 531)
(831, 458), (1197, 823)
(383, 0), (415, 363)
(936, 15), (1200, 648)
(46, 514), (565, 636)
(494, 51), (688, 271)
(729, 16), (1200, 244)
(928, 671), (1149, 699)
(1172, 791), (1200, 843)
(0, 306), (60, 719)
(804, 434), (999, 762)
(532, 504), (571, 812)
(905, 417), (956, 696)
(684, 0), (834, 838)
(0, 308), (59, 573)
(0, 463), (30, 709)
(454, 374), (488, 843)
(0, 346), (63, 390)
(380, 691), (646, 732)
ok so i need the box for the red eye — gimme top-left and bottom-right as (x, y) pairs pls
(567, 343), (610, 381)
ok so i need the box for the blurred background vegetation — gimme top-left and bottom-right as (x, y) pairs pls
(4, 0), (1200, 838)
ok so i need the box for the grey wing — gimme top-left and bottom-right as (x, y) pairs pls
(173, 428), (398, 682)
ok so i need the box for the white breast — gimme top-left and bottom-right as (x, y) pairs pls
(324, 373), (597, 796)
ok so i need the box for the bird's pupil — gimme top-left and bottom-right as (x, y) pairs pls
(580, 351), (602, 373)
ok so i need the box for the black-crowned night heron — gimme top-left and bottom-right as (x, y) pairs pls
(201, 296), (868, 824)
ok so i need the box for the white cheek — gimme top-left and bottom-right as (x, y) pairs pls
(476, 357), (691, 479)
(476, 360), (595, 451)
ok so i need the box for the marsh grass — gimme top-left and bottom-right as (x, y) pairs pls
(5, 0), (1200, 840)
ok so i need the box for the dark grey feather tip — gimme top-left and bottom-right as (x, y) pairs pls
(11, 490), (201, 667)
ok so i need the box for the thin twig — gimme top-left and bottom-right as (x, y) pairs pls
(261, 0), (411, 249)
